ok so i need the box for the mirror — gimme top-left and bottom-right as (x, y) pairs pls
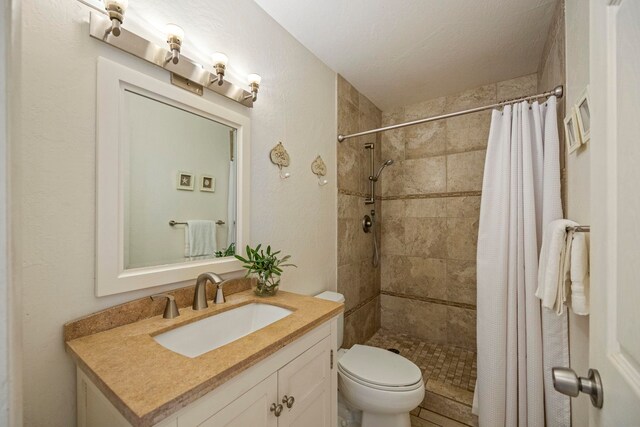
(123, 90), (237, 269)
(96, 57), (250, 296)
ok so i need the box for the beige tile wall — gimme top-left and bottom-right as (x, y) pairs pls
(380, 74), (539, 350)
(337, 75), (383, 348)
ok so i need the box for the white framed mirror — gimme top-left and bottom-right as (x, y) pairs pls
(96, 57), (250, 296)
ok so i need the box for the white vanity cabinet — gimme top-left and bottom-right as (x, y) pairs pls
(198, 373), (278, 427)
(76, 319), (338, 427)
(200, 337), (331, 427)
(276, 337), (332, 427)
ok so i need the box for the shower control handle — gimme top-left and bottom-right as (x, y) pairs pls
(552, 367), (603, 408)
(362, 215), (372, 233)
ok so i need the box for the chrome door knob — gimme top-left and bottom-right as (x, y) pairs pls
(282, 395), (295, 409)
(270, 403), (283, 417)
(552, 367), (604, 408)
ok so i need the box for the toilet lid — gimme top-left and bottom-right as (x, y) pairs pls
(338, 345), (423, 388)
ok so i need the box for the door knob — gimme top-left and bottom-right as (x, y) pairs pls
(282, 395), (295, 409)
(270, 403), (283, 417)
(552, 367), (604, 408)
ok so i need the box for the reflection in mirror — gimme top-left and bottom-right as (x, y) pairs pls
(123, 90), (237, 270)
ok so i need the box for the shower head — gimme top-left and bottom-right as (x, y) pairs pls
(372, 159), (394, 181)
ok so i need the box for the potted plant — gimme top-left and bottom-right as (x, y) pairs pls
(235, 244), (296, 296)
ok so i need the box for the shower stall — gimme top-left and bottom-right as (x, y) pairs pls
(337, 67), (566, 425)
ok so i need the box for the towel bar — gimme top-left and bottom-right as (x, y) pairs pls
(169, 220), (226, 226)
(566, 225), (590, 232)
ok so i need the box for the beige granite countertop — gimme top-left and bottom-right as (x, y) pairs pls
(65, 290), (343, 427)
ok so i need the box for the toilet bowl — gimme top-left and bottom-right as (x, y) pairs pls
(315, 292), (425, 427)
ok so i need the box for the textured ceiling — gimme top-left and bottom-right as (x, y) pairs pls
(253, 0), (558, 110)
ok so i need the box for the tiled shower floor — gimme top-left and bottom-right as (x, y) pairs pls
(365, 330), (478, 427)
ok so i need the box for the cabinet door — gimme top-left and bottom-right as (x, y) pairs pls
(199, 373), (278, 427)
(277, 337), (332, 427)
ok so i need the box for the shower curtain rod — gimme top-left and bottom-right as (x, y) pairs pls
(337, 85), (564, 142)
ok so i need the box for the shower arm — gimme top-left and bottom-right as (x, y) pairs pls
(372, 160), (393, 182)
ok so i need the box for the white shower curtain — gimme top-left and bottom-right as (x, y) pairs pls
(476, 97), (570, 426)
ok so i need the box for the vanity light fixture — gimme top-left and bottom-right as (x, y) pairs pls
(245, 74), (262, 102)
(165, 24), (184, 65)
(88, 11), (260, 107)
(210, 52), (228, 86)
(103, 0), (128, 37)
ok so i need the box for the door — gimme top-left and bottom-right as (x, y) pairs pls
(590, 0), (640, 424)
(199, 373), (278, 427)
(277, 337), (332, 427)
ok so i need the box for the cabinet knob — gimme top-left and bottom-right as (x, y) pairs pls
(270, 403), (283, 417)
(282, 395), (295, 409)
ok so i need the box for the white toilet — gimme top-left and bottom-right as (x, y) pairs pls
(316, 291), (425, 427)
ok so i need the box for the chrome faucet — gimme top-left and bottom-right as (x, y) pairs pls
(150, 293), (180, 319)
(192, 272), (224, 310)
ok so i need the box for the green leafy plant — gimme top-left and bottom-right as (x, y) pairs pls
(215, 242), (236, 258)
(235, 244), (296, 296)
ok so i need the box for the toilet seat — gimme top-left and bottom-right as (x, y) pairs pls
(338, 365), (424, 392)
(338, 345), (423, 392)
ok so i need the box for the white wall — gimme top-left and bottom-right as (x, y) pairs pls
(564, 0), (591, 424)
(14, 0), (337, 425)
(7, 0), (23, 423)
(125, 91), (233, 268)
(0, 0), (9, 424)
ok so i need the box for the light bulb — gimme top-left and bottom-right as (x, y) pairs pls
(211, 52), (228, 67)
(243, 73), (262, 102)
(104, 0), (128, 37)
(247, 73), (262, 85)
(104, 0), (128, 11)
(165, 24), (184, 43)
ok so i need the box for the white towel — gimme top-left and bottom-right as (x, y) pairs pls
(184, 220), (216, 258)
(536, 219), (578, 311)
(569, 232), (590, 315)
(553, 229), (574, 315)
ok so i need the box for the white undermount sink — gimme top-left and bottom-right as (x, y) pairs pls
(153, 303), (294, 358)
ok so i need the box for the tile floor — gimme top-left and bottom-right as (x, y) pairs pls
(365, 329), (478, 427)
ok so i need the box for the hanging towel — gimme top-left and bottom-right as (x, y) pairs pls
(536, 219), (578, 311)
(553, 229), (574, 315)
(184, 220), (216, 258)
(569, 232), (590, 315)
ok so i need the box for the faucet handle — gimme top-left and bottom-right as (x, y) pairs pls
(151, 293), (180, 319)
(214, 282), (226, 304)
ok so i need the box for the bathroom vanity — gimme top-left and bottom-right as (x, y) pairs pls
(67, 41), (344, 427)
(65, 290), (342, 427)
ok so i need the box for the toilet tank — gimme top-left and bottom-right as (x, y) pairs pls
(315, 291), (345, 349)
